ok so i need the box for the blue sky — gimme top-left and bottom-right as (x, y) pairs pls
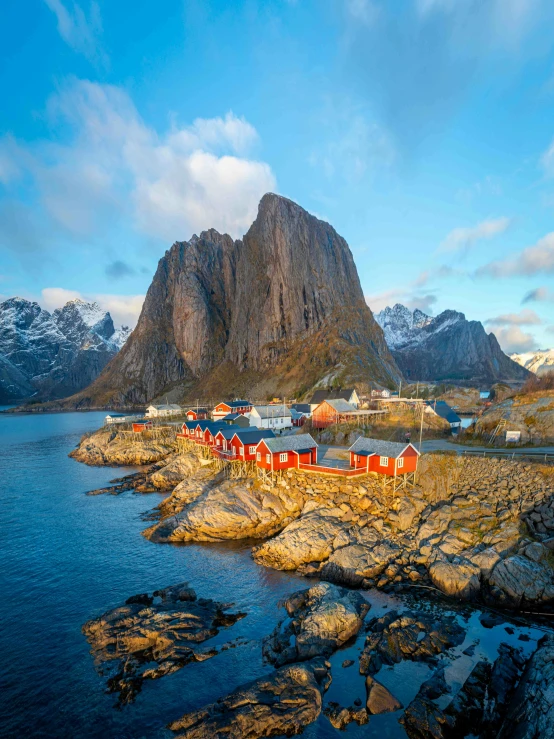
(1, 0), (554, 353)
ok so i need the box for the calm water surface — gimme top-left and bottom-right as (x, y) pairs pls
(0, 411), (545, 738)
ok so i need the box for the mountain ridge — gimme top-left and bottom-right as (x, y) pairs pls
(375, 303), (530, 386)
(0, 297), (129, 403)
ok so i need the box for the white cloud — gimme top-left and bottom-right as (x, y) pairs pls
(43, 0), (106, 64)
(477, 232), (554, 277)
(493, 325), (538, 353)
(40, 287), (144, 327)
(485, 309), (542, 326)
(439, 217), (512, 253)
(365, 288), (437, 315)
(0, 80), (276, 248)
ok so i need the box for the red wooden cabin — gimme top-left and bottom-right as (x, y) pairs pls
(311, 399), (358, 429)
(229, 429), (275, 460)
(256, 434), (318, 472)
(132, 420), (153, 432)
(186, 408), (209, 421)
(212, 400), (252, 420)
(349, 438), (419, 477)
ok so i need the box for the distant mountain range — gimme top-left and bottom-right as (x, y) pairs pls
(0, 298), (130, 403)
(511, 349), (554, 376)
(375, 303), (530, 386)
(38, 193), (401, 409)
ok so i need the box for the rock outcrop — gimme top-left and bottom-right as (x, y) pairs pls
(168, 658), (331, 739)
(70, 427), (177, 466)
(82, 582), (245, 704)
(375, 303), (530, 386)
(0, 297), (128, 403)
(262, 582), (369, 666)
(359, 610), (466, 676)
(144, 478), (304, 543)
(475, 390), (554, 444)
(52, 194), (401, 408)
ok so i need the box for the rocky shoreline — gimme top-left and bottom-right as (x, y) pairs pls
(74, 427), (554, 737)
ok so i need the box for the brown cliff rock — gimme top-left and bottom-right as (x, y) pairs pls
(51, 193), (400, 408)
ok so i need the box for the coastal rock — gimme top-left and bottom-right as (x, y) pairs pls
(321, 539), (399, 586)
(488, 553), (554, 606)
(359, 610), (465, 676)
(400, 668), (453, 739)
(428, 557), (481, 600)
(82, 582), (245, 704)
(252, 507), (352, 570)
(148, 453), (203, 489)
(324, 702), (368, 729)
(498, 636), (554, 739)
(144, 480), (304, 543)
(262, 582), (369, 666)
(168, 658), (331, 739)
(70, 428), (175, 466)
(365, 676), (403, 714)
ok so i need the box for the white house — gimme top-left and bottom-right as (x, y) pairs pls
(105, 413), (144, 425)
(145, 404), (183, 418)
(249, 405), (293, 431)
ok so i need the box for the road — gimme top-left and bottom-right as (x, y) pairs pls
(420, 439), (554, 456)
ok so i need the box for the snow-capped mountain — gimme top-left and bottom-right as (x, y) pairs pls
(375, 303), (530, 386)
(511, 349), (554, 376)
(0, 297), (131, 403)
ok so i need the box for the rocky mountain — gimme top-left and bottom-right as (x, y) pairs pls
(0, 297), (130, 403)
(375, 303), (530, 386)
(56, 193), (401, 408)
(511, 349), (554, 376)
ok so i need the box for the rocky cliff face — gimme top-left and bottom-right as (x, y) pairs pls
(0, 297), (129, 402)
(375, 303), (530, 386)
(60, 194), (401, 408)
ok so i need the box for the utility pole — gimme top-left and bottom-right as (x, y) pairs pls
(418, 403), (424, 452)
(399, 380), (402, 398)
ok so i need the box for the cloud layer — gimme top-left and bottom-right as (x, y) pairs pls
(0, 80), (276, 261)
(477, 232), (554, 277)
(439, 217), (511, 253)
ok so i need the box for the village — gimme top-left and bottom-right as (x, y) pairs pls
(102, 389), (463, 490)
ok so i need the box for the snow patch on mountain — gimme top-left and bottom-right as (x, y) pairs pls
(0, 297), (131, 402)
(511, 349), (554, 376)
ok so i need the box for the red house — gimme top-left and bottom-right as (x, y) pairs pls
(186, 407), (209, 421)
(212, 400), (252, 420)
(256, 434), (318, 472)
(229, 429), (275, 460)
(349, 438), (420, 477)
(132, 420), (153, 432)
(312, 399), (359, 429)
(213, 426), (242, 453)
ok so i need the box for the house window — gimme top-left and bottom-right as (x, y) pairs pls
(356, 455), (360, 463)
(280, 452), (288, 463)
(266, 454), (271, 464)
(380, 456), (389, 466)
(249, 446), (256, 454)
(398, 457), (404, 469)
(256, 452), (261, 461)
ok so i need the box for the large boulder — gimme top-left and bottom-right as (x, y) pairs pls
(365, 676), (403, 714)
(252, 507), (352, 570)
(428, 556), (481, 600)
(320, 541), (399, 585)
(144, 481), (304, 543)
(488, 553), (554, 606)
(168, 658), (331, 739)
(262, 582), (369, 666)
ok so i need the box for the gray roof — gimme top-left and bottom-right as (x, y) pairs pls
(310, 388), (356, 404)
(349, 437), (419, 458)
(148, 403), (182, 411)
(251, 405), (292, 419)
(291, 403), (311, 414)
(261, 433), (318, 453)
(320, 398), (358, 413)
